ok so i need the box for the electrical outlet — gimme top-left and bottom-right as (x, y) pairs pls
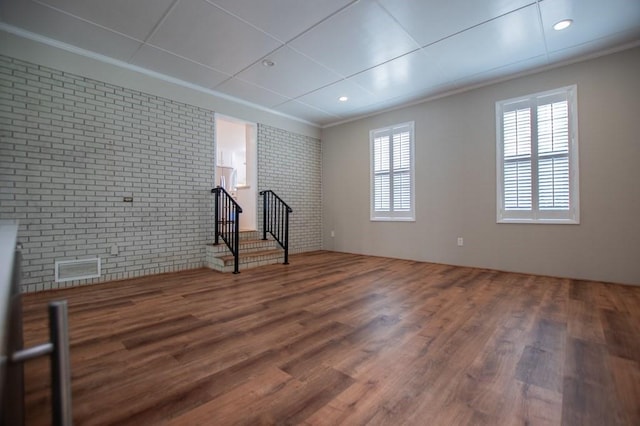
(331, 230), (335, 238)
(457, 237), (464, 247)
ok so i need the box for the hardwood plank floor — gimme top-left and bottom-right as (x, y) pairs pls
(20, 251), (640, 425)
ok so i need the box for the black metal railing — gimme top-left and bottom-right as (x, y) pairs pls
(211, 186), (242, 274)
(259, 190), (292, 265)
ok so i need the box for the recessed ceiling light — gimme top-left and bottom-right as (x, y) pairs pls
(262, 59), (275, 67)
(338, 96), (348, 102)
(553, 19), (573, 31)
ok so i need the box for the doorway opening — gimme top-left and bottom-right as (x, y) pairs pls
(214, 114), (257, 231)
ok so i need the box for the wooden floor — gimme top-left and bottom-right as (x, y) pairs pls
(21, 251), (640, 425)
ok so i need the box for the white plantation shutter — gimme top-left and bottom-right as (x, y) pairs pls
(538, 156), (569, 209)
(392, 130), (411, 211)
(393, 172), (411, 211)
(537, 99), (570, 210)
(371, 122), (415, 220)
(503, 160), (531, 209)
(497, 86), (579, 223)
(373, 134), (390, 211)
(502, 106), (532, 210)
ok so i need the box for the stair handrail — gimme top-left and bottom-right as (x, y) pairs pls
(259, 190), (293, 265)
(211, 186), (242, 274)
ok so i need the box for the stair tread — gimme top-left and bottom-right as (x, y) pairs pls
(239, 238), (276, 244)
(207, 238), (277, 247)
(205, 230), (286, 272)
(217, 248), (282, 262)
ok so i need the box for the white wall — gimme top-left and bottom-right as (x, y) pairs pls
(322, 47), (640, 285)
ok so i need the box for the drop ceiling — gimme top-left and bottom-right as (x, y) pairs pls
(1, 0), (639, 127)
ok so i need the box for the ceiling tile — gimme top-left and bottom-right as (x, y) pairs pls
(130, 45), (230, 89)
(215, 77), (290, 108)
(296, 79), (377, 114)
(289, 0), (420, 76)
(451, 54), (550, 88)
(343, 94), (430, 118)
(33, 0), (175, 41)
(208, 0), (355, 42)
(423, 5), (547, 83)
(547, 28), (640, 63)
(0, 0), (142, 61)
(235, 46), (342, 99)
(349, 50), (449, 101)
(378, 0), (533, 47)
(540, 0), (640, 53)
(273, 100), (341, 125)
(1, 0), (638, 128)
(148, 0), (281, 75)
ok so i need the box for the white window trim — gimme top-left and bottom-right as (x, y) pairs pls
(496, 85), (580, 224)
(370, 121), (416, 222)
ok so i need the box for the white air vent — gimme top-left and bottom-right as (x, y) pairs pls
(55, 258), (101, 282)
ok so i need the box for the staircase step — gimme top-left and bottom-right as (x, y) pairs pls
(218, 249), (283, 265)
(206, 248), (284, 273)
(215, 230), (262, 240)
(206, 238), (279, 255)
(205, 229), (287, 273)
(239, 230), (261, 240)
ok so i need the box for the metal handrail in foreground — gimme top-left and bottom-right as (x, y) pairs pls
(1, 221), (73, 426)
(1, 222), (21, 426)
(11, 301), (73, 426)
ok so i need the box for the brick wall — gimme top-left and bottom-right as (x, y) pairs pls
(0, 55), (215, 292)
(257, 124), (321, 254)
(0, 55), (323, 292)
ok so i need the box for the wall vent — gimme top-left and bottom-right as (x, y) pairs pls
(55, 258), (101, 282)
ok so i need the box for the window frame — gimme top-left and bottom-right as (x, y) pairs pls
(496, 85), (580, 224)
(370, 121), (416, 222)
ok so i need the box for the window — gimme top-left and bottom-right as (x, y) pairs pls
(496, 86), (579, 224)
(370, 121), (415, 221)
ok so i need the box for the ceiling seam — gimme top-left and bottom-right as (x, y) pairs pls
(128, 42), (232, 82)
(126, 0), (183, 64)
(175, 0), (286, 82)
(208, 0), (361, 85)
(373, 0), (449, 80)
(419, 2), (539, 49)
(374, 0), (422, 51)
(202, 1), (363, 106)
(203, 0), (286, 45)
(535, 0), (552, 62)
(30, 0), (144, 45)
(282, 0), (361, 46)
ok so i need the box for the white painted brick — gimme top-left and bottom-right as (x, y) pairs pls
(257, 124), (321, 254)
(1, 54), (321, 292)
(0, 55), (215, 291)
